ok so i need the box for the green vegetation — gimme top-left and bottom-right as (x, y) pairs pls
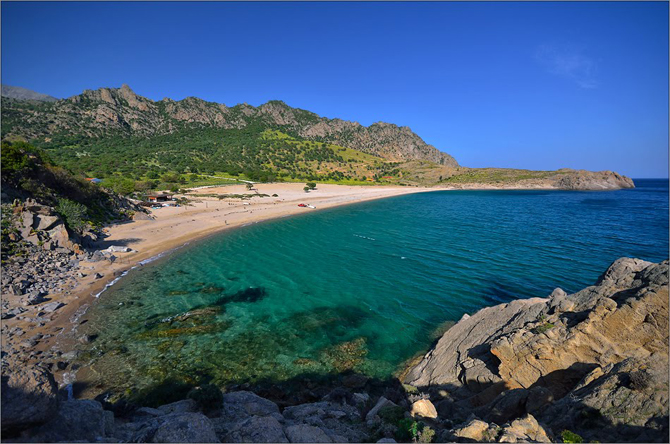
(55, 199), (88, 234)
(396, 418), (435, 443)
(441, 168), (560, 184)
(27, 125), (395, 185)
(378, 405), (406, 424)
(0, 140), (132, 232)
(533, 322), (556, 334)
(1, 204), (27, 262)
(3, 94), (430, 186)
(560, 429), (584, 443)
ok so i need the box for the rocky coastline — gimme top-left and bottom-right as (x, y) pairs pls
(2, 257), (667, 443)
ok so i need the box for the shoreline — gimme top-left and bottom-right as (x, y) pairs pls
(16, 183), (440, 387)
(2, 181), (638, 391)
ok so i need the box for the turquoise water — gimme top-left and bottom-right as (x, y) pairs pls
(77, 179), (669, 396)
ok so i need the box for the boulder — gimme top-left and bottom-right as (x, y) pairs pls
(20, 211), (35, 238)
(497, 414), (552, 443)
(284, 424), (332, 443)
(132, 412), (219, 443)
(222, 391), (280, 422)
(452, 418), (495, 441)
(224, 415), (288, 443)
(410, 399), (438, 419)
(34, 399), (108, 442)
(35, 214), (61, 231)
(1, 366), (58, 434)
(39, 301), (65, 313)
(158, 399), (198, 414)
(47, 223), (73, 250)
(365, 397), (396, 422)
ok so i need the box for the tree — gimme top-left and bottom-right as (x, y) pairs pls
(101, 176), (135, 195)
(306, 182), (317, 190)
(304, 186), (310, 193)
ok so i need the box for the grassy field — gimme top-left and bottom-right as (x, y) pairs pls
(442, 168), (565, 184)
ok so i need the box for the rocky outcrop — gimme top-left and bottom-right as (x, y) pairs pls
(443, 168), (635, 191)
(1, 366), (59, 434)
(555, 169), (635, 190)
(405, 257), (669, 442)
(31, 399), (114, 442)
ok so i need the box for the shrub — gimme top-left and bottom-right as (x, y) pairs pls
(395, 418), (416, 442)
(187, 384), (223, 413)
(418, 426), (435, 443)
(378, 405), (405, 424)
(561, 430), (584, 443)
(533, 322), (555, 334)
(395, 419), (435, 443)
(56, 198), (88, 233)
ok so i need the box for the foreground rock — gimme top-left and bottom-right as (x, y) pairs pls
(405, 257), (669, 442)
(1, 257), (666, 443)
(1, 366), (59, 434)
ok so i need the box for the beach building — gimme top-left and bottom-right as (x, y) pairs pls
(147, 192), (174, 203)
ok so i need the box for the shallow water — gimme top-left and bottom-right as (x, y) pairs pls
(76, 179), (669, 396)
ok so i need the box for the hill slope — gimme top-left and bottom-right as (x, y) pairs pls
(1, 85), (58, 102)
(1, 84), (456, 181)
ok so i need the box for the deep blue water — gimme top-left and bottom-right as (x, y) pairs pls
(77, 179), (669, 395)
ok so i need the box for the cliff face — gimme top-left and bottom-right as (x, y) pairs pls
(1, 85), (457, 166)
(404, 257), (669, 442)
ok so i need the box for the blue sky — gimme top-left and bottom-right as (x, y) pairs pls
(2, 2), (668, 178)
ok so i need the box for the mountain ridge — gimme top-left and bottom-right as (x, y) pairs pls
(2, 84), (456, 167)
(1, 84), (635, 190)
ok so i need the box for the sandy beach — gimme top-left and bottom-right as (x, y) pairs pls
(2, 183), (436, 380)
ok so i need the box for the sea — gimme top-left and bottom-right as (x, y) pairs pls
(74, 179), (669, 398)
